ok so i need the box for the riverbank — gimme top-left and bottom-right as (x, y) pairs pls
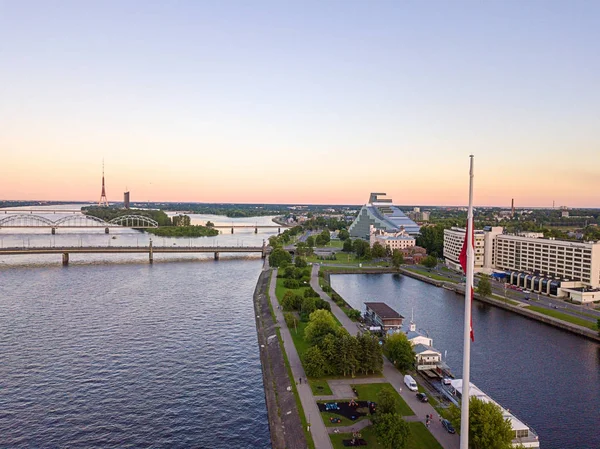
(398, 267), (600, 343)
(253, 270), (307, 449)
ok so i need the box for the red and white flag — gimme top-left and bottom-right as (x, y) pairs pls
(459, 223), (475, 342)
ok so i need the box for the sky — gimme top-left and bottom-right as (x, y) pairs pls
(1, 0), (599, 207)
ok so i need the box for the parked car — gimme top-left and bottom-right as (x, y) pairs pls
(442, 378), (452, 385)
(416, 392), (428, 402)
(442, 419), (456, 434)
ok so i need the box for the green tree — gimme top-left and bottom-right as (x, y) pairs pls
(301, 296), (317, 316)
(372, 242), (387, 258)
(342, 239), (353, 252)
(320, 229), (331, 245)
(284, 312), (298, 332)
(303, 346), (326, 377)
(269, 248), (292, 268)
(304, 309), (338, 347)
(597, 318), (600, 336)
(421, 255), (438, 269)
(338, 229), (350, 240)
(373, 413), (410, 449)
(391, 250), (404, 269)
(385, 332), (415, 371)
(205, 220), (214, 227)
(295, 256), (307, 268)
(347, 309), (362, 321)
(477, 274), (492, 298)
(306, 236), (315, 247)
(450, 397), (514, 449)
(377, 387), (398, 415)
(317, 333), (340, 375)
(337, 331), (359, 376)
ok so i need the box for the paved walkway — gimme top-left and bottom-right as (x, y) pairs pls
(311, 265), (460, 449)
(326, 418), (372, 434)
(268, 269), (333, 449)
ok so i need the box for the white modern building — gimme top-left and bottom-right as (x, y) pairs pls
(349, 193), (420, 240)
(369, 225), (416, 251)
(443, 226), (503, 273)
(443, 226), (600, 303)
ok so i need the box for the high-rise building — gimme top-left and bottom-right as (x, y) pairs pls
(124, 191), (130, 209)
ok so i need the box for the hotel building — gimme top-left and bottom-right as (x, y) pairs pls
(443, 226), (600, 303)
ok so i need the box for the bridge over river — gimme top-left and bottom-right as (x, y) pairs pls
(0, 214), (286, 234)
(0, 244), (271, 265)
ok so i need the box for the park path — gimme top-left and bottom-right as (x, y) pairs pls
(310, 265), (460, 449)
(268, 269), (334, 449)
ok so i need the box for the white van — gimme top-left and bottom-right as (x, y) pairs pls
(404, 374), (418, 392)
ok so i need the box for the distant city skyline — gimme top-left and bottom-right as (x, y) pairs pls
(1, 1), (599, 207)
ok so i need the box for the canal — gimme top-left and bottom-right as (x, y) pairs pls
(331, 273), (600, 449)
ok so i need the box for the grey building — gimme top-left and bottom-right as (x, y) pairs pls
(348, 193), (420, 239)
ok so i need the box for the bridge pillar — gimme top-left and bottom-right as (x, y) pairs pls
(105, 227), (110, 234)
(231, 227), (234, 234)
(62, 253), (69, 266)
(51, 227), (56, 235)
(214, 252), (220, 260)
(149, 240), (153, 264)
(255, 226), (258, 234)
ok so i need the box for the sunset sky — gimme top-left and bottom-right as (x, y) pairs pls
(1, 0), (599, 207)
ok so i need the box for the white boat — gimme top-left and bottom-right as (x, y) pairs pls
(449, 379), (540, 448)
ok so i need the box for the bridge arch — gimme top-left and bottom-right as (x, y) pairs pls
(0, 214), (54, 227)
(109, 215), (159, 228)
(54, 215), (110, 227)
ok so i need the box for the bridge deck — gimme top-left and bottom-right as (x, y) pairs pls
(0, 246), (267, 255)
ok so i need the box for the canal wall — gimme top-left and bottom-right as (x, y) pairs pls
(252, 270), (307, 449)
(398, 268), (600, 343)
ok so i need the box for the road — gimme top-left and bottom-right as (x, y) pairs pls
(407, 264), (600, 324)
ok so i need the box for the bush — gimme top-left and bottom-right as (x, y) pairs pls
(304, 287), (319, 298)
(322, 285), (332, 292)
(283, 279), (300, 289)
(315, 298), (331, 312)
(347, 309), (361, 321)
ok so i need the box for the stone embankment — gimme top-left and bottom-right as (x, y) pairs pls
(253, 270), (307, 449)
(398, 267), (600, 343)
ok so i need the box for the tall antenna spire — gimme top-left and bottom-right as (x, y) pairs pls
(98, 159), (109, 207)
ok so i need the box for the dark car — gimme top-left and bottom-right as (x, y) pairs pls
(416, 392), (428, 402)
(442, 419), (456, 434)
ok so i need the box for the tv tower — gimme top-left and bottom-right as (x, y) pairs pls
(98, 160), (109, 206)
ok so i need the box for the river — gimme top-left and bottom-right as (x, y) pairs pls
(0, 206), (275, 448)
(331, 273), (600, 449)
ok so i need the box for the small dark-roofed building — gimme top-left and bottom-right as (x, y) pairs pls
(364, 302), (404, 330)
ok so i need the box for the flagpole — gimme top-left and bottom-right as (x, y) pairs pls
(460, 155), (475, 449)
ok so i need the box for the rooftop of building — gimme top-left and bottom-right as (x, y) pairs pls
(364, 302), (404, 319)
(413, 343), (440, 355)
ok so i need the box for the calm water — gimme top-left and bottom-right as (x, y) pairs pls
(0, 207), (274, 448)
(331, 273), (600, 449)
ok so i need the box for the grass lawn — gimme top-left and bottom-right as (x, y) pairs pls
(403, 267), (457, 283)
(316, 239), (344, 248)
(318, 406), (371, 427)
(407, 422), (444, 449)
(526, 305), (597, 330)
(490, 294), (520, 306)
(353, 383), (414, 416)
(330, 423), (443, 449)
(309, 378), (333, 395)
(330, 425), (382, 449)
